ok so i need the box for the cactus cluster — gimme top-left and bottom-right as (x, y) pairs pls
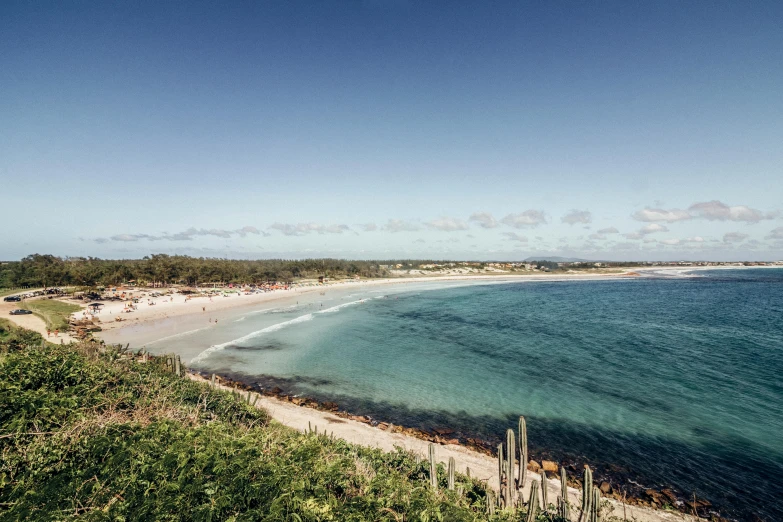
(413, 415), (609, 522)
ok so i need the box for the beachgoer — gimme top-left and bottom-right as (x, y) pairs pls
(54, 329), (59, 337)
(215, 319), (218, 324)
(202, 306), (205, 312)
(46, 329), (51, 337)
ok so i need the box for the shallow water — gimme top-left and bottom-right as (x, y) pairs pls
(131, 270), (783, 520)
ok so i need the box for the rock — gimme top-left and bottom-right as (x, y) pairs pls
(320, 401), (339, 411)
(528, 460), (541, 472)
(645, 489), (663, 504)
(661, 488), (677, 504)
(446, 438), (460, 445)
(377, 422), (388, 430)
(291, 397), (306, 406)
(433, 428), (454, 436)
(599, 481), (612, 494)
(542, 460), (558, 473)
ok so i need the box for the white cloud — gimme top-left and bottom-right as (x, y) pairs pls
(597, 227), (619, 234)
(110, 234), (155, 242)
(500, 210), (547, 228)
(561, 210), (592, 225)
(383, 219), (421, 233)
(660, 238), (681, 245)
(270, 223), (350, 236)
(640, 224), (669, 234)
(723, 232), (749, 243)
(468, 212), (499, 229)
(360, 223), (378, 232)
(632, 207), (691, 222)
(682, 236), (705, 243)
(689, 201), (776, 223)
(624, 223), (669, 240)
(589, 233), (606, 240)
(766, 227), (783, 240)
(502, 232), (529, 242)
(425, 217), (469, 232)
(103, 226), (264, 243)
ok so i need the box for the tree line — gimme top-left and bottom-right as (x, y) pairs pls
(0, 254), (426, 288)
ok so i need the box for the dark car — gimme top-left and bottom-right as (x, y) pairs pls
(9, 309), (33, 315)
(3, 296), (21, 302)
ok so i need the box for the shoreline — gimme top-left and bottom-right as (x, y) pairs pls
(92, 271), (639, 339)
(91, 264), (783, 339)
(189, 369), (704, 522)
(72, 266), (781, 521)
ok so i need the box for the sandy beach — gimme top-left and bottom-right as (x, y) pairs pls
(89, 271), (637, 336)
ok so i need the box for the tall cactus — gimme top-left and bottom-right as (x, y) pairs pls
(448, 457), (456, 490)
(579, 466), (593, 522)
(559, 467), (570, 520)
(526, 479), (539, 522)
(174, 354), (181, 376)
(428, 443), (438, 489)
(592, 487), (601, 522)
(506, 428), (516, 508)
(518, 416), (528, 489)
(497, 442), (504, 498)
(211, 373), (216, 387)
(540, 469), (548, 511)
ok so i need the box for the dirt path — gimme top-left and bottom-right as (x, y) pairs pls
(0, 295), (77, 343)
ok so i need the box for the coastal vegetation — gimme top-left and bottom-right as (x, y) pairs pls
(0, 254), (411, 288)
(0, 254), (648, 289)
(0, 328), (576, 521)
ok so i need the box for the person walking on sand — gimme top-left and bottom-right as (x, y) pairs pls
(47, 328), (51, 338)
(203, 306), (205, 312)
(54, 329), (59, 338)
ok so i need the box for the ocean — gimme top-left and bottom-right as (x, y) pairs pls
(143, 269), (783, 521)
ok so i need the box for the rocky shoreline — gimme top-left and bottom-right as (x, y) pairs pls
(194, 369), (730, 522)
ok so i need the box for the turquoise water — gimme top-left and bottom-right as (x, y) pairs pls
(165, 270), (780, 521)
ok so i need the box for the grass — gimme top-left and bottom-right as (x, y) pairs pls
(19, 298), (81, 331)
(0, 288), (41, 299)
(0, 331), (566, 521)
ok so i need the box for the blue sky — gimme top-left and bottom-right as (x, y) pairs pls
(1, 1), (781, 261)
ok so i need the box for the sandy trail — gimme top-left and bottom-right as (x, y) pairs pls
(0, 296), (78, 343)
(191, 373), (701, 522)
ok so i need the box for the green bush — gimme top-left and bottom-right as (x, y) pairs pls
(0, 341), (562, 521)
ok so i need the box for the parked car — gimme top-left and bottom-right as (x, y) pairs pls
(9, 309), (33, 315)
(3, 296), (21, 302)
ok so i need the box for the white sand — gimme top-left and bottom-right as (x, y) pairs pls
(89, 271), (638, 336)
